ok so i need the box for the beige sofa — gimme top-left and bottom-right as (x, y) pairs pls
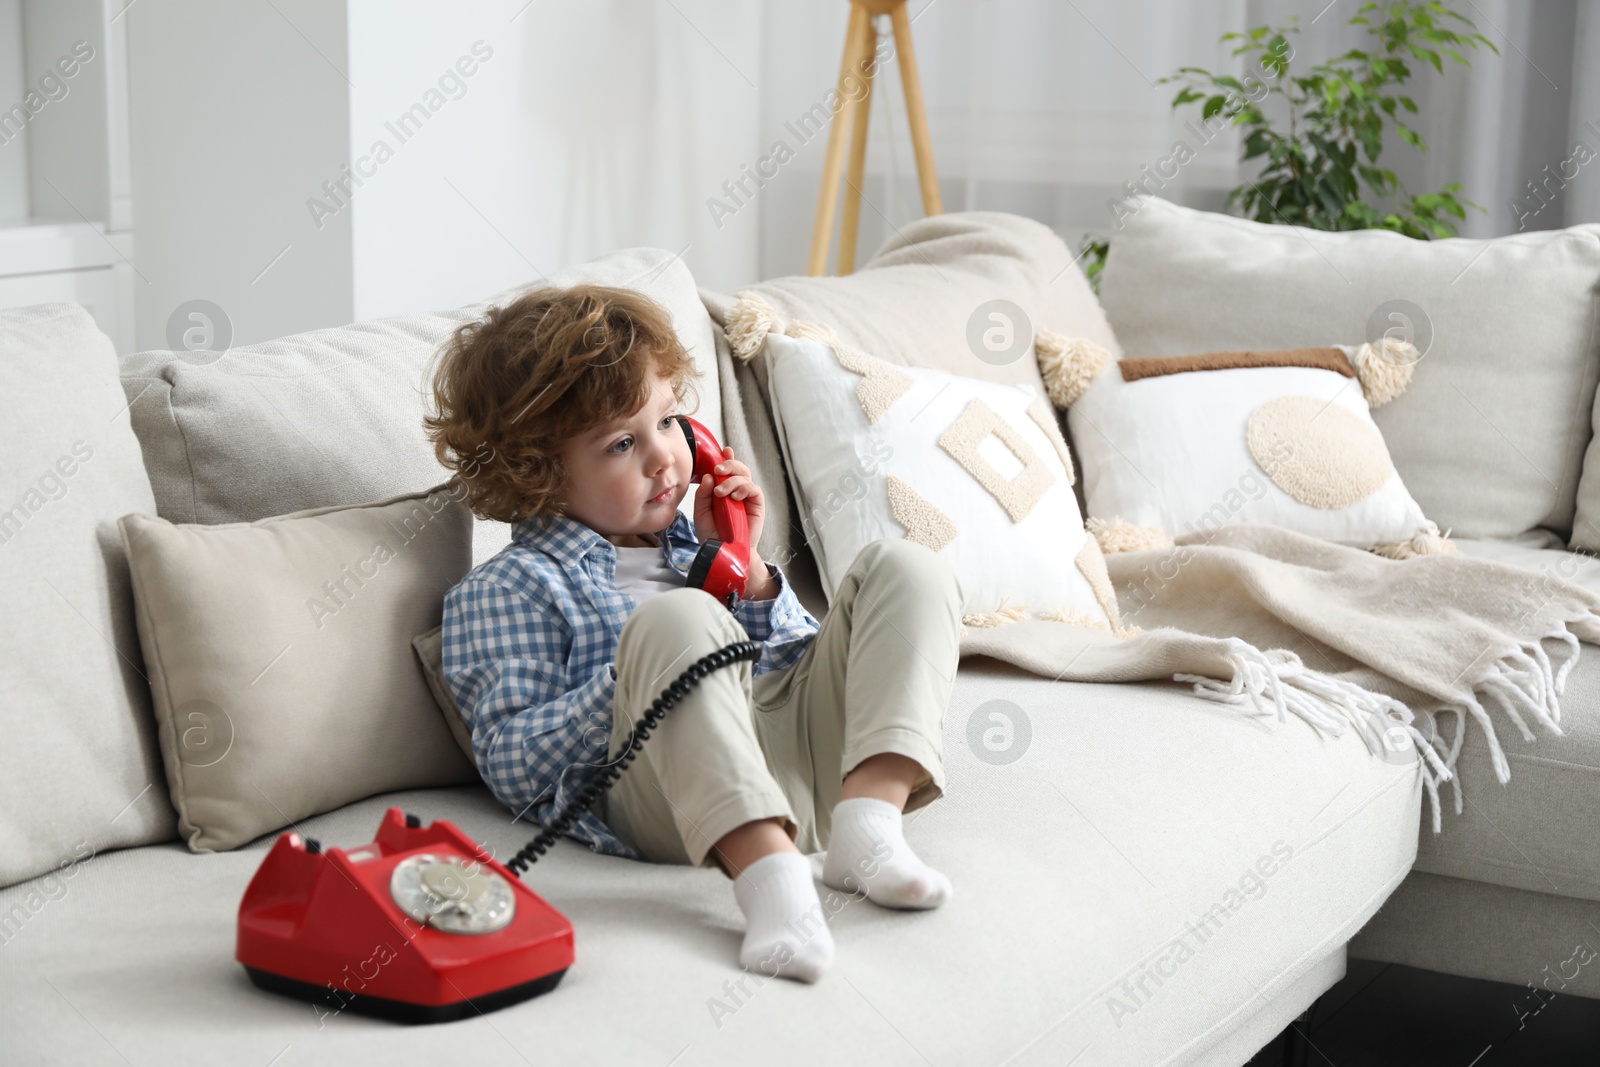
(2, 208), (1596, 1066)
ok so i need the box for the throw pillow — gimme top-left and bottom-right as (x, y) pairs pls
(119, 483), (479, 852)
(1098, 195), (1600, 544)
(764, 330), (1126, 634)
(413, 624), (476, 764)
(699, 211), (1122, 616)
(1047, 334), (1450, 556)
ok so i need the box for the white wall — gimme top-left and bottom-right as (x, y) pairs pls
(22, 0), (107, 226)
(345, 0), (763, 321)
(0, 0), (28, 224)
(126, 0), (353, 351)
(125, 0), (764, 348)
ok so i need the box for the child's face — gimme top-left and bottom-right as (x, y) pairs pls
(558, 374), (690, 539)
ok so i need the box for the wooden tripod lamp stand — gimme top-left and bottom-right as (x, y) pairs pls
(808, 0), (942, 276)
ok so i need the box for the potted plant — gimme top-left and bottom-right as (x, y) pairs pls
(1080, 0), (1496, 291)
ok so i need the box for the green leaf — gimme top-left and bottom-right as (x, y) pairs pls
(1180, 1), (1489, 239)
(1410, 44), (1444, 72)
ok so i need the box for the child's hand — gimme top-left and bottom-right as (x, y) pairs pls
(694, 445), (765, 553)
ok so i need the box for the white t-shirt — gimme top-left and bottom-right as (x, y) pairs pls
(612, 544), (684, 610)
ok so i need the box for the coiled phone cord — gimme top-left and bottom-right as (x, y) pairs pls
(504, 639), (764, 876)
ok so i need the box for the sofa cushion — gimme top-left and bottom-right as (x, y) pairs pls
(119, 484), (478, 853)
(120, 249), (721, 568)
(701, 211), (1116, 609)
(0, 664), (1418, 1064)
(1065, 346), (1439, 551)
(705, 211), (1119, 397)
(1350, 870), (1600, 1001)
(1099, 197), (1600, 544)
(412, 623), (475, 763)
(764, 333), (1120, 628)
(0, 303), (177, 890)
(1408, 538), (1600, 902)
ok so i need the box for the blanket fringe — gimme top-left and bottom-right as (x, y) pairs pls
(1176, 613), (1596, 833)
(1176, 640), (1454, 832)
(1422, 617), (1586, 818)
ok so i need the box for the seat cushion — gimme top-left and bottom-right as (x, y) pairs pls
(1350, 870), (1600, 1000)
(0, 303), (176, 889)
(1098, 197), (1600, 544)
(1409, 538), (1600, 902)
(120, 249), (720, 569)
(0, 663), (1418, 1065)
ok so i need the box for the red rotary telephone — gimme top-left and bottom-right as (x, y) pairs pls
(237, 809), (572, 1024)
(676, 414), (751, 607)
(237, 417), (764, 1023)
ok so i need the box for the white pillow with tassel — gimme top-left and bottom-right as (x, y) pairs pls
(762, 328), (1131, 635)
(1041, 334), (1453, 558)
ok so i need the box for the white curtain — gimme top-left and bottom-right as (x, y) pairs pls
(751, 0), (1599, 280)
(346, 0), (1598, 315)
(756, 0), (1251, 277)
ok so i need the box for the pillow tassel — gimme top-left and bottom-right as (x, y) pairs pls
(1034, 328), (1111, 408)
(1087, 516), (1174, 554)
(789, 319), (840, 345)
(1371, 521), (1457, 559)
(1345, 338), (1419, 407)
(962, 599), (1028, 628)
(726, 291), (785, 362)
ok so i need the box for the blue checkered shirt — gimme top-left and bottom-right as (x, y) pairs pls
(441, 508), (820, 860)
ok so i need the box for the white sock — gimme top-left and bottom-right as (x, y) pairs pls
(731, 851), (834, 982)
(822, 796), (952, 910)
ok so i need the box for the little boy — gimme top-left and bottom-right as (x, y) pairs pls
(425, 283), (963, 982)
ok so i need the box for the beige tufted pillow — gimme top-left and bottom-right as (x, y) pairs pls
(120, 483), (480, 852)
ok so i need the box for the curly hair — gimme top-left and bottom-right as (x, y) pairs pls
(424, 283), (700, 525)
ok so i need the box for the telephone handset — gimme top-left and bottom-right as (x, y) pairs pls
(237, 417), (763, 1023)
(676, 414), (750, 608)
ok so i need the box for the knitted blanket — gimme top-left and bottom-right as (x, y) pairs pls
(959, 524), (1600, 830)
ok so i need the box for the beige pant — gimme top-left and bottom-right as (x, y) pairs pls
(601, 537), (963, 871)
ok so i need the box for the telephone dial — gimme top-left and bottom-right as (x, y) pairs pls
(237, 415), (763, 1023)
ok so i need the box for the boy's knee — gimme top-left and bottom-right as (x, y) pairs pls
(621, 587), (745, 647)
(861, 538), (961, 602)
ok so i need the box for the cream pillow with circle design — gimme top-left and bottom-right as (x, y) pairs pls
(1042, 334), (1451, 557)
(763, 330), (1126, 634)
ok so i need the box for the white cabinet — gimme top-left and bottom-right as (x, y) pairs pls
(0, 0), (134, 354)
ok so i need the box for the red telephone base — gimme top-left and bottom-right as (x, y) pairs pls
(242, 963), (565, 1025)
(237, 808), (573, 1024)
